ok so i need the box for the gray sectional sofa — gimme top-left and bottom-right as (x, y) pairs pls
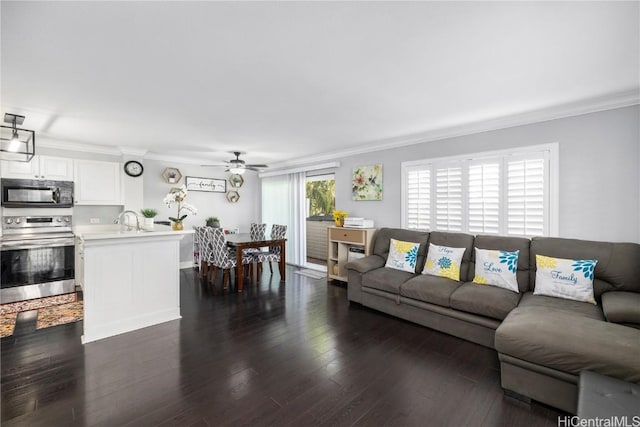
(345, 228), (640, 414)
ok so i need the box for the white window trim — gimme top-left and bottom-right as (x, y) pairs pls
(401, 143), (559, 237)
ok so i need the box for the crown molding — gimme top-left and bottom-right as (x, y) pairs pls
(143, 152), (209, 165)
(38, 138), (123, 156)
(119, 147), (148, 156)
(270, 89), (640, 168)
(37, 89), (638, 168)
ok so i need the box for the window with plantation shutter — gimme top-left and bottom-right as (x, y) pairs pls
(435, 165), (463, 231)
(468, 160), (501, 234)
(401, 144), (557, 237)
(506, 155), (547, 236)
(406, 167), (431, 230)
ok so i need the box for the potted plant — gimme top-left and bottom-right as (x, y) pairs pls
(205, 216), (220, 228)
(140, 208), (158, 230)
(333, 209), (348, 227)
(164, 186), (197, 230)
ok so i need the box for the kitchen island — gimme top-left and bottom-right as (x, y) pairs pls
(74, 224), (193, 344)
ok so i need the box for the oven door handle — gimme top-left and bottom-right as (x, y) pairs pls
(1, 237), (75, 250)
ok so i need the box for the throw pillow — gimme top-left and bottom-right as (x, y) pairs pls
(385, 239), (420, 273)
(534, 254), (598, 304)
(472, 248), (520, 293)
(422, 243), (466, 281)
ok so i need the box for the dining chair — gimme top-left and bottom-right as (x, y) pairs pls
(205, 227), (253, 290)
(254, 224), (287, 276)
(193, 226), (210, 278)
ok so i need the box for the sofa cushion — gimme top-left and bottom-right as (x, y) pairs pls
(530, 237), (640, 299)
(427, 231), (475, 282)
(385, 239), (421, 273)
(362, 268), (414, 295)
(517, 292), (604, 321)
(472, 248), (519, 292)
(372, 228), (430, 273)
(473, 234), (531, 293)
(422, 243), (466, 281)
(495, 306), (640, 383)
(533, 255), (597, 305)
(601, 291), (640, 328)
(399, 274), (462, 307)
(450, 283), (521, 320)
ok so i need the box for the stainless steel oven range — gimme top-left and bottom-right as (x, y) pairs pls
(1, 215), (75, 303)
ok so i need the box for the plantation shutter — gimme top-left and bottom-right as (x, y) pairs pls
(506, 153), (547, 236)
(435, 164), (463, 231)
(468, 160), (501, 234)
(406, 166), (431, 230)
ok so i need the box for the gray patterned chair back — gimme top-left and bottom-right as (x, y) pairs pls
(250, 223), (267, 240)
(194, 226), (210, 262)
(270, 224), (287, 255)
(208, 227), (236, 269)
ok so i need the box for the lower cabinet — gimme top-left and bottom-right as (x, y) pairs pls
(327, 227), (376, 282)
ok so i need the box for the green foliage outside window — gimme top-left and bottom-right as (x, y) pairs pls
(306, 179), (335, 217)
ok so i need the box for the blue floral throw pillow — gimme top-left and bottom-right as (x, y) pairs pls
(385, 239), (420, 273)
(473, 248), (520, 293)
(422, 243), (466, 281)
(534, 255), (598, 304)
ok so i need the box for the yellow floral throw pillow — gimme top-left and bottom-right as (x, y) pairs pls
(473, 248), (520, 293)
(385, 239), (420, 273)
(534, 254), (598, 304)
(422, 243), (466, 281)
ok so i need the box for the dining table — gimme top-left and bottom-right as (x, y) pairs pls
(225, 233), (287, 292)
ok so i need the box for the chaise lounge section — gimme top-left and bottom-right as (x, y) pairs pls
(345, 228), (640, 413)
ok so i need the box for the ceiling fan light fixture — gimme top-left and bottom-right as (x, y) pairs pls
(229, 165), (246, 175)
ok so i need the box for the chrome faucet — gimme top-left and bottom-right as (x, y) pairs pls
(115, 210), (141, 231)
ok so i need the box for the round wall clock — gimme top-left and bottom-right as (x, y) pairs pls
(124, 160), (144, 177)
(229, 174), (244, 188)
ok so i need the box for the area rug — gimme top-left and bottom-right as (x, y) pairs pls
(294, 269), (327, 280)
(36, 301), (84, 330)
(0, 293), (82, 338)
(0, 312), (18, 338)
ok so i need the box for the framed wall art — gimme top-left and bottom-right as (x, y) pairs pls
(352, 164), (383, 201)
(185, 176), (226, 193)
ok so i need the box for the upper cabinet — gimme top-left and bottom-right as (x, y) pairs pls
(1, 155), (74, 181)
(74, 160), (123, 205)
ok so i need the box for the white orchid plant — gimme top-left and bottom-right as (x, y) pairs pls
(164, 185), (197, 223)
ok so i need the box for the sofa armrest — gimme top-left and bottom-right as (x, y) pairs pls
(601, 291), (640, 326)
(345, 255), (385, 274)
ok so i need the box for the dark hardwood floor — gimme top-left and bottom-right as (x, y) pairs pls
(1, 266), (564, 426)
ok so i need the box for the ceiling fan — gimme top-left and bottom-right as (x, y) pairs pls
(202, 151), (268, 175)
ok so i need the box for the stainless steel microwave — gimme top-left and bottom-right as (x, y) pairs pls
(0, 178), (74, 208)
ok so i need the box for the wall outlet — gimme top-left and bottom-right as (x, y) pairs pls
(90, 218), (100, 224)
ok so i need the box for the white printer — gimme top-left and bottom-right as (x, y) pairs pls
(344, 217), (374, 228)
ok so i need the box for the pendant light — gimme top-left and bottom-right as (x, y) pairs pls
(1, 113), (35, 162)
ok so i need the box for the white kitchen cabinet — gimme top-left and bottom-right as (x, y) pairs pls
(0, 155), (74, 180)
(74, 160), (123, 205)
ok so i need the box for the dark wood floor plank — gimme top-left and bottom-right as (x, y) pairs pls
(1, 267), (565, 425)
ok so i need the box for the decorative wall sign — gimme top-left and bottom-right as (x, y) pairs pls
(185, 176), (226, 193)
(229, 174), (244, 188)
(226, 190), (240, 203)
(162, 167), (182, 184)
(352, 164), (383, 200)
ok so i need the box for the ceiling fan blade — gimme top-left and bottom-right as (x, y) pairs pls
(246, 164), (268, 168)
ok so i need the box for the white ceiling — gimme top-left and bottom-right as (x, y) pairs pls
(1, 1), (638, 167)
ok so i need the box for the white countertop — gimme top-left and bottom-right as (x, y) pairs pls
(74, 224), (194, 240)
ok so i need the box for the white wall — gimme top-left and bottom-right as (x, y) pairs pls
(142, 159), (260, 263)
(333, 105), (640, 243)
